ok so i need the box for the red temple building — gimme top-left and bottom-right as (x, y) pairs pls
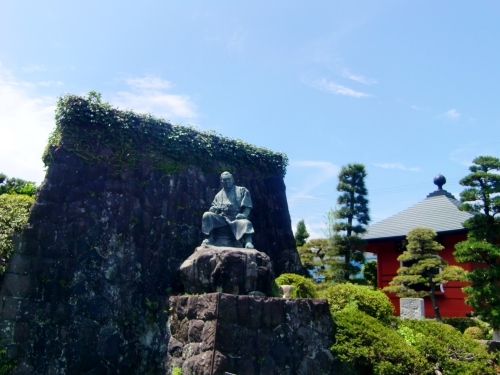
(364, 175), (474, 317)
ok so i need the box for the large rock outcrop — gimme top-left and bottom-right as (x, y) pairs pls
(0, 94), (302, 374)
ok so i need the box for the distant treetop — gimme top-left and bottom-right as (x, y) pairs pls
(0, 173), (37, 197)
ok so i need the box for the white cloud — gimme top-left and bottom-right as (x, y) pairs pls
(442, 109), (461, 120)
(37, 81), (64, 87)
(449, 143), (497, 167)
(373, 162), (423, 172)
(287, 160), (341, 240)
(228, 31), (245, 53)
(411, 105), (428, 111)
(124, 75), (173, 90)
(288, 160), (340, 202)
(0, 64), (56, 184)
(23, 64), (45, 73)
(341, 69), (377, 85)
(309, 78), (370, 98)
(112, 75), (197, 122)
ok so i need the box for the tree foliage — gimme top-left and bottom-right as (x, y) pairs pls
(327, 163), (370, 281)
(383, 227), (465, 322)
(453, 156), (500, 332)
(362, 260), (377, 289)
(296, 238), (344, 284)
(0, 173), (37, 197)
(294, 219), (309, 247)
(0, 194), (34, 275)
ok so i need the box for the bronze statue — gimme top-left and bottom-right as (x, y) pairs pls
(201, 172), (254, 248)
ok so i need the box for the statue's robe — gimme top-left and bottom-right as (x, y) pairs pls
(202, 186), (254, 240)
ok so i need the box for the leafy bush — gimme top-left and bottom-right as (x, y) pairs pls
(274, 273), (318, 298)
(442, 317), (479, 333)
(0, 194), (34, 274)
(399, 319), (495, 375)
(172, 366), (182, 375)
(464, 326), (485, 340)
(331, 308), (430, 375)
(321, 283), (394, 323)
(443, 317), (492, 339)
(0, 345), (14, 375)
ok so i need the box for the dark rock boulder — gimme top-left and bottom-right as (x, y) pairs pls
(179, 246), (275, 295)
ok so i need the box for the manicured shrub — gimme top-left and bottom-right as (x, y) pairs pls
(274, 273), (318, 298)
(442, 317), (492, 339)
(321, 283), (394, 323)
(442, 317), (480, 333)
(464, 326), (485, 340)
(331, 308), (430, 375)
(399, 319), (495, 375)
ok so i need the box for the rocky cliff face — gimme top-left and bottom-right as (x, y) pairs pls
(0, 99), (301, 373)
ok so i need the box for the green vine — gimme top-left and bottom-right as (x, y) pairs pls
(43, 92), (288, 176)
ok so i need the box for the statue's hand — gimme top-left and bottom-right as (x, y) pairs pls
(236, 213), (246, 220)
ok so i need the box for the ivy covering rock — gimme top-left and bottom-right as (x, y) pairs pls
(43, 92), (288, 177)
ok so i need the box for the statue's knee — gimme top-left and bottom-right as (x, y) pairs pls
(203, 212), (215, 219)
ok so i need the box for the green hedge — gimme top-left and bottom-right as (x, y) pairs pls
(321, 283), (394, 324)
(331, 308), (496, 375)
(274, 273), (318, 298)
(331, 308), (430, 375)
(43, 92), (288, 176)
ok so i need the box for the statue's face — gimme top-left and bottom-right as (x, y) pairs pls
(220, 174), (234, 189)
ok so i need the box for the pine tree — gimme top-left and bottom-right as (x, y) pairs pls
(362, 260), (377, 289)
(453, 156), (500, 337)
(295, 219), (310, 247)
(384, 227), (465, 322)
(328, 163), (370, 281)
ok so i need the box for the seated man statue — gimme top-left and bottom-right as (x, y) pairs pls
(201, 172), (254, 248)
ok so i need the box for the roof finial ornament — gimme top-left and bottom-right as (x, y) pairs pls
(433, 174), (446, 190)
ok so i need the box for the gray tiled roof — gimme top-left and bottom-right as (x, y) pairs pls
(363, 190), (475, 240)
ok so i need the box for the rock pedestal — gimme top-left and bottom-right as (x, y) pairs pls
(179, 246), (275, 295)
(166, 293), (338, 375)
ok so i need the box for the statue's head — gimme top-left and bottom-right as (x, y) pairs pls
(220, 172), (234, 189)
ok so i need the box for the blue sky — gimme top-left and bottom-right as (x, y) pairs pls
(1, 1), (499, 238)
